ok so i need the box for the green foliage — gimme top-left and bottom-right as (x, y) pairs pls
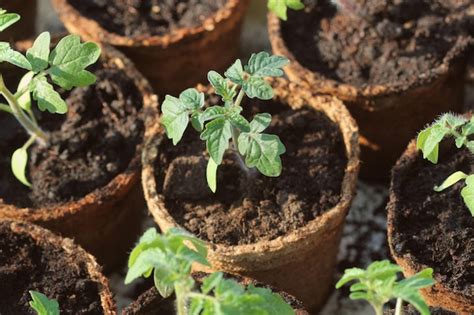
(0, 9), (100, 187)
(126, 229), (295, 315)
(417, 113), (474, 216)
(336, 260), (435, 315)
(29, 291), (60, 315)
(268, 0), (305, 20)
(161, 52), (289, 193)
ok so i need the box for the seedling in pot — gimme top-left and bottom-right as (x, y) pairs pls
(29, 290), (60, 315)
(336, 260), (435, 315)
(0, 9), (100, 187)
(417, 113), (474, 216)
(268, 0), (305, 20)
(161, 52), (289, 193)
(125, 228), (295, 315)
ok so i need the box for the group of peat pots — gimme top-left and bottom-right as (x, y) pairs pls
(0, 0), (473, 314)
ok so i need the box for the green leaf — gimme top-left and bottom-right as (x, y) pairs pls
(49, 34), (100, 90)
(246, 285), (295, 315)
(16, 71), (35, 111)
(243, 76), (273, 100)
(434, 171), (468, 192)
(189, 298), (205, 315)
(27, 32), (51, 73)
(153, 268), (175, 298)
(29, 291), (59, 315)
(246, 52), (289, 77)
(225, 59), (245, 85)
(229, 113), (250, 132)
(0, 11), (20, 32)
(0, 42), (32, 70)
(416, 125), (448, 164)
(200, 106), (227, 124)
(268, 0), (304, 20)
(11, 147), (31, 187)
(461, 175), (474, 216)
(250, 113), (271, 132)
(180, 88), (205, 109)
(335, 268), (366, 288)
(200, 118), (232, 164)
(31, 76), (67, 114)
(202, 272), (224, 294)
(206, 157), (218, 193)
(208, 71), (236, 102)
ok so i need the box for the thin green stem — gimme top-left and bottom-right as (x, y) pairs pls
(369, 302), (384, 315)
(0, 74), (47, 144)
(0, 103), (12, 114)
(23, 135), (36, 150)
(174, 282), (189, 315)
(394, 298), (403, 315)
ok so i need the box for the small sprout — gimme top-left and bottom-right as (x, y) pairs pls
(336, 260), (435, 315)
(268, 0), (305, 21)
(0, 9), (101, 187)
(29, 291), (60, 315)
(417, 113), (474, 216)
(161, 52), (289, 193)
(126, 228), (295, 315)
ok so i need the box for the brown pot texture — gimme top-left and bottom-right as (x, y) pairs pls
(268, 11), (471, 181)
(141, 78), (360, 312)
(0, 219), (116, 314)
(122, 273), (309, 315)
(387, 141), (474, 314)
(0, 39), (158, 270)
(0, 0), (37, 41)
(51, 0), (250, 96)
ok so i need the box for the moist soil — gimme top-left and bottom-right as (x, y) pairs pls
(0, 222), (102, 314)
(385, 305), (455, 315)
(155, 99), (347, 246)
(390, 142), (474, 298)
(123, 273), (306, 315)
(0, 65), (144, 209)
(67, 0), (227, 38)
(282, 0), (471, 88)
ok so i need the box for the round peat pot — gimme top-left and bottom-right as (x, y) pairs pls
(51, 0), (250, 96)
(122, 273), (309, 315)
(0, 0), (37, 41)
(0, 220), (116, 314)
(268, 1), (472, 180)
(388, 141), (474, 314)
(0, 40), (158, 270)
(142, 78), (360, 312)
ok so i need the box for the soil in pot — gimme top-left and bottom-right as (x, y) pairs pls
(385, 305), (456, 315)
(155, 97), (348, 245)
(390, 143), (473, 304)
(281, 0), (471, 88)
(0, 64), (144, 208)
(123, 273), (308, 315)
(67, 0), (227, 38)
(0, 221), (106, 314)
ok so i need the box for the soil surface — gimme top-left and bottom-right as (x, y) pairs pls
(282, 0), (471, 88)
(155, 99), (347, 245)
(0, 221), (103, 314)
(390, 143), (474, 299)
(0, 65), (144, 208)
(68, 0), (227, 37)
(385, 305), (455, 314)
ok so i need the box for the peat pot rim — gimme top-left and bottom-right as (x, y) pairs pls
(52, 0), (247, 48)
(142, 77), (360, 269)
(0, 40), (158, 223)
(267, 10), (472, 109)
(387, 141), (474, 312)
(1, 219), (116, 314)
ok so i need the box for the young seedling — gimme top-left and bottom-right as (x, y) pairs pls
(0, 9), (100, 187)
(161, 52), (289, 193)
(417, 113), (474, 216)
(29, 290), (60, 315)
(336, 260), (435, 315)
(268, 0), (305, 20)
(125, 228), (295, 315)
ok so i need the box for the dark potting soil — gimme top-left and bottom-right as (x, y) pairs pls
(282, 0), (471, 88)
(155, 99), (347, 246)
(385, 305), (456, 315)
(0, 222), (103, 314)
(0, 66), (144, 208)
(68, 0), (227, 38)
(390, 143), (474, 299)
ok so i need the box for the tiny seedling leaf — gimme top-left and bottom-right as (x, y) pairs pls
(29, 291), (59, 315)
(31, 76), (67, 114)
(461, 175), (474, 216)
(0, 11), (20, 32)
(200, 118), (232, 164)
(434, 171), (468, 192)
(246, 52), (289, 77)
(206, 157), (218, 193)
(224, 59), (245, 85)
(16, 71), (35, 111)
(11, 147), (31, 187)
(243, 76), (273, 100)
(27, 32), (51, 73)
(49, 34), (100, 90)
(0, 42), (32, 70)
(208, 70), (236, 102)
(268, 0), (305, 20)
